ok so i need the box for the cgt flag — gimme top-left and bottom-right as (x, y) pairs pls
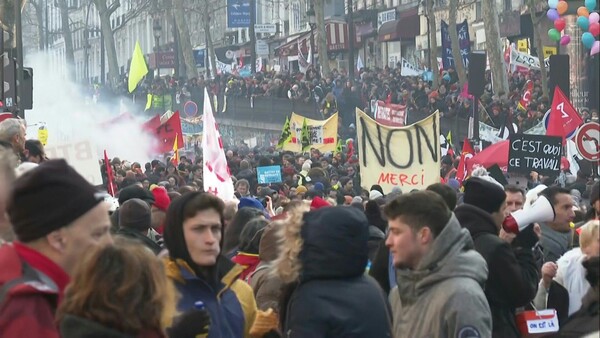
(546, 86), (583, 143)
(128, 41), (149, 93)
(301, 118), (310, 152)
(103, 150), (116, 196)
(456, 138), (475, 184)
(277, 116), (292, 149)
(517, 80), (534, 111)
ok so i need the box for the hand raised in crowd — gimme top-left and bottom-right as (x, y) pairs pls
(541, 262), (558, 290)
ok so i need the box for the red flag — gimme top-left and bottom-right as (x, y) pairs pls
(145, 111), (184, 153)
(456, 138), (475, 184)
(517, 80), (533, 111)
(142, 114), (161, 132)
(103, 150), (116, 196)
(546, 86), (583, 143)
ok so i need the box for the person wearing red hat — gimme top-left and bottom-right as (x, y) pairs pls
(151, 186), (171, 234)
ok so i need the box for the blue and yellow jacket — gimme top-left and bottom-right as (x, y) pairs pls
(165, 256), (257, 338)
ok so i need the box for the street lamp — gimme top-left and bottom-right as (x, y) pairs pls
(153, 16), (162, 77)
(307, 6), (317, 70)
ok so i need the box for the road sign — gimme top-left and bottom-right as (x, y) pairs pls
(254, 24), (276, 34)
(227, 0), (250, 28)
(255, 40), (269, 56)
(184, 100), (198, 118)
(575, 122), (600, 162)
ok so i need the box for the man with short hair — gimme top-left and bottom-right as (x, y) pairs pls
(505, 185), (525, 214)
(235, 179), (251, 197)
(0, 118), (26, 161)
(0, 160), (113, 337)
(24, 139), (46, 164)
(455, 177), (539, 337)
(0, 148), (17, 243)
(539, 186), (576, 262)
(385, 191), (492, 337)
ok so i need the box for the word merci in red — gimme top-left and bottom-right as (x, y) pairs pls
(377, 169), (427, 187)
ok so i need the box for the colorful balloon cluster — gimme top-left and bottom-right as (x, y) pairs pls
(547, 0), (571, 46)
(548, 0), (599, 55)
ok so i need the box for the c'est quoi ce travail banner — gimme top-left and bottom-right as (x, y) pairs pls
(356, 108), (441, 194)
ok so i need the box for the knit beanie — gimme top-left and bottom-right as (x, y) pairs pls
(310, 196), (331, 210)
(7, 159), (104, 242)
(118, 198), (151, 231)
(151, 186), (171, 211)
(463, 177), (507, 214)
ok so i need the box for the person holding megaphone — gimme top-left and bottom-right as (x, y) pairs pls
(455, 176), (540, 338)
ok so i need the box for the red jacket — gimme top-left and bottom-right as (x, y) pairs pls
(0, 243), (68, 338)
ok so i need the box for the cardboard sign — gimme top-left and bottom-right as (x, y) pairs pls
(257, 165), (282, 184)
(356, 108), (440, 194)
(45, 140), (103, 186)
(284, 113), (338, 153)
(508, 134), (562, 176)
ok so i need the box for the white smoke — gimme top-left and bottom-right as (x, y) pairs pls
(24, 53), (155, 164)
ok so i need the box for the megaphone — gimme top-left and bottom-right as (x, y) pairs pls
(503, 195), (555, 234)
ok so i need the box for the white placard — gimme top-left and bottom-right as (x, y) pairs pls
(45, 140), (103, 186)
(254, 24), (276, 34)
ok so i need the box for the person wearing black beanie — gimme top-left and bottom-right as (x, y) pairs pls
(0, 159), (113, 337)
(162, 192), (258, 337)
(455, 176), (539, 338)
(115, 198), (161, 255)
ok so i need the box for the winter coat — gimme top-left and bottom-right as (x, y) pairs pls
(59, 314), (164, 338)
(540, 222), (573, 263)
(455, 204), (539, 338)
(534, 247), (591, 316)
(249, 221), (283, 312)
(550, 286), (599, 337)
(278, 206), (392, 337)
(0, 243), (65, 338)
(390, 214), (492, 338)
(164, 256), (257, 338)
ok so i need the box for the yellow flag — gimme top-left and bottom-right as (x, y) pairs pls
(277, 116), (292, 149)
(172, 133), (179, 166)
(446, 130), (452, 147)
(145, 94), (153, 110)
(301, 118), (311, 152)
(336, 138), (342, 153)
(128, 41), (149, 93)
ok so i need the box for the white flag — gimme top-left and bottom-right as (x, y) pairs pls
(202, 88), (235, 201)
(356, 54), (364, 71)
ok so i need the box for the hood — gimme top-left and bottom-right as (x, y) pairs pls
(274, 205), (369, 284)
(258, 221), (283, 262)
(454, 203), (499, 237)
(396, 214), (488, 305)
(299, 206), (369, 282)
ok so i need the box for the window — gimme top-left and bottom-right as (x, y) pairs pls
(476, 2), (482, 20)
(504, 0), (511, 11)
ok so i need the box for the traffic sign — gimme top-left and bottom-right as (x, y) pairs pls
(184, 100), (198, 118)
(254, 24), (276, 34)
(575, 122), (600, 162)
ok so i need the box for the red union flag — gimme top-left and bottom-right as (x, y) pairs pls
(374, 101), (407, 127)
(546, 86), (583, 143)
(456, 138), (475, 184)
(517, 80), (533, 111)
(202, 88), (235, 201)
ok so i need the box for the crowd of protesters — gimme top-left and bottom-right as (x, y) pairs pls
(1, 59), (600, 338)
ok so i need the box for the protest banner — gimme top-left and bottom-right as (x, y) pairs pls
(257, 165), (282, 184)
(508, 134), (562, 176)
(400, 58), (424, 76)
(283, 113), (338, 153)
(143, 111), (185, 153)
(45, 140), (103, 185)
(373, 101), (407, 127)
(356, 108), (440, 193)
(509, 46), (550, 70)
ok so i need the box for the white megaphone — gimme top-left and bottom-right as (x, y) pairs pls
(502, 195), (555, 234)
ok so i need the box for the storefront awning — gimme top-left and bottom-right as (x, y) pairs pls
(377, 6), (419, 42)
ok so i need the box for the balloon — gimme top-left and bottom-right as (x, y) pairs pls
(560, 35), (571, 45)
(590, 22), (600, 36)
(557, 1), (568, 14)
(578, 16), (590, 31)
(548, 28), (561, 41)
(591, 41), (600, 56)
(578, 6), (590, 17)
(548, 0), (559, 9)
(547, 9), (560, 21)
(582, 32), (596, 48)
(554, 17), (566, 31)
(589, 12), (600, 24)
(585, 0), (596, 11)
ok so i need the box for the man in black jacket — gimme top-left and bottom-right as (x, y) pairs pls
(455, 177), (539, 338)
(116, 198), (162, 254)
